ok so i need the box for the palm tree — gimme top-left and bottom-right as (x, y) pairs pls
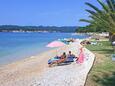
(80, 0), (115, 41)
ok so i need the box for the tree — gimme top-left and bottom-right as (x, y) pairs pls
(80, 0), (115, 41)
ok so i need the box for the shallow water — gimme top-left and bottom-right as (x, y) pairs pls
(0, 32), (88, 65)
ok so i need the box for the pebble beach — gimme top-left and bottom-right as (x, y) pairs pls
(0, 41), (95, 86)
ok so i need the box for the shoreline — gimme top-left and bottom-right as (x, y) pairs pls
(0, 47), (51, 67)
(0, 41), (95, 86)
(0, 32), (89, 66)
(0, 48), (57, 86)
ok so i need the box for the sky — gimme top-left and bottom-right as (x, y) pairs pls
(0, 0), (101, 26)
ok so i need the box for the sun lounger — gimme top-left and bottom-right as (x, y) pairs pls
(48, 55), (76, 66)
(48, 56), (60, 64)
(66, 56), (75, 62)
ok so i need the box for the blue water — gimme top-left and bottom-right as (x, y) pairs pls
(0, 32), (88, 65)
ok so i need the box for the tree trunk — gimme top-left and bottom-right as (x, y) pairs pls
(111, 34), (115, 42)
(109, 32), (113, 41)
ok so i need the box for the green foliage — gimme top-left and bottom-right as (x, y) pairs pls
(76, 25), (107, 33)
(79, 0), (115, 33)
(85, 41), (115, 86)
(0, 25), (76, 32)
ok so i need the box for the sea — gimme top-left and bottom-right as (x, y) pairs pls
(0, 32), (88, 65)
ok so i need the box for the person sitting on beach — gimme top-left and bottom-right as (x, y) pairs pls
(66, 51), (78, 62)
(67, 51), (75, 58)
(80, 40), (91, 45)
(57, 52), (67, 63)
(48, 52), (67, 67)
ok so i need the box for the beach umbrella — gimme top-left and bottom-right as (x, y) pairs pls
(46, 40), (66, 48)
(46, 40), (66, 55)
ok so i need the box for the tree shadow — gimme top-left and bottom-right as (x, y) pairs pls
(92, 72), (115, 86)
(99, 49), (114, 54)
(92, 49), (114, 54)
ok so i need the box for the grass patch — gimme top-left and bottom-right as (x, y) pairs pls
(85, 41), (115, 86)
(86, 41), (114, 54)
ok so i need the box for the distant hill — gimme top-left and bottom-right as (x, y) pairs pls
(0, 25), (77, 32)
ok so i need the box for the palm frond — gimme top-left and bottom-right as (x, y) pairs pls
(85, 2), (102, 13)
(85, 9), (97, 15)
(79, 19), (93, 23)
(80, 0), (115, 33)
(106, 0), (115, 11)
(97, 0), (110, 12)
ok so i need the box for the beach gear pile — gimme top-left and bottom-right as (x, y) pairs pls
(48, 47), (85, 67)
(48, 55), (77, 66)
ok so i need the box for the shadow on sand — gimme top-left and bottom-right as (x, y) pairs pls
(57, 62), (72, 66)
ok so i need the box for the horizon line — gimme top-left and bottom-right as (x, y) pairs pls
(0, 24), (79, 27)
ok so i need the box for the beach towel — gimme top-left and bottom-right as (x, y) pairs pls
(48, 56), (60, 64)
(66, 56), (75, 62)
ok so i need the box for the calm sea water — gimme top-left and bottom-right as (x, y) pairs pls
(0, 32), (88, 65)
